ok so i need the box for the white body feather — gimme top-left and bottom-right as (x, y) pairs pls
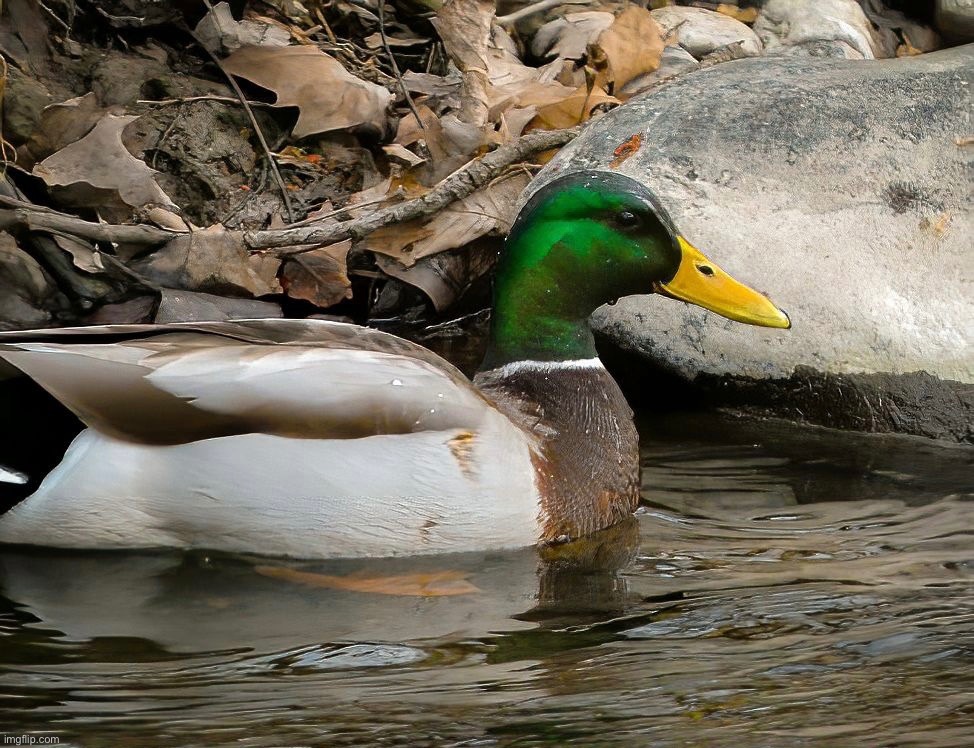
(0, 321), (543, 558)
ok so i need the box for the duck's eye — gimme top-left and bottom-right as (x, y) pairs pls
(615, 210), (641, 228)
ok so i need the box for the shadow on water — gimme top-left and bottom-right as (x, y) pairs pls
(0, 411), (971, 747)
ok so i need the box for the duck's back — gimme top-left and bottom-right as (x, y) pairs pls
(0, 320), (542, 558)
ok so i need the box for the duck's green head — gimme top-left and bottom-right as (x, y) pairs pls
(482, 171), (789, 368)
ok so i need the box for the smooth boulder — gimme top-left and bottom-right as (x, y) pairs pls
(528, 46), (973, 442)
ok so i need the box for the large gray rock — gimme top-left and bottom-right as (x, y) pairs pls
(529, 46), (973, 442)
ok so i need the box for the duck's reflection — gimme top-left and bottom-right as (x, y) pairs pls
(0, 522), (642, 659)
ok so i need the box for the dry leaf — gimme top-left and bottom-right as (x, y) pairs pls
(528, 84), (619, 130)
(83, 296), (157, 325)
(52, 235), (105, 274)
(280, 239), (353, 308)
(194, 1), (291, 53)
(132, 225), (281, 297)
(531, 11), (615, 61)
(717, 4), (759, 24)
(382, 143), (426, 167)
(33, 114), (176, 221)
(431, 0), (493, 72)
(364, 172), (529, 266)
(155, 289), (283, 322)
(376, 239), (497, 312)
(222, 45), (393, 138)
(591, 6), (665, 94)
(23, 93), (113, 166)
(254, 565), (481, 596)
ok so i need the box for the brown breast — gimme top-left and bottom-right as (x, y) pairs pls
(474, 361), (640, 544)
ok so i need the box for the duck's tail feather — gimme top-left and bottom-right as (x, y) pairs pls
(0, 465), (27, 485)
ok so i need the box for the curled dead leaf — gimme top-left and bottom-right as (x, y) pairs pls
(716, 4), (759, 24)
(280, 239), (353, 308)
(132, 225), (281, 297)
(376, 239), (497, 312)
(590, 6), (665, 94)
(528, 84), (619, 131)
(33, 113), (176, 221)
(363, 171), (529, 267)
(222, 45), (393, 138)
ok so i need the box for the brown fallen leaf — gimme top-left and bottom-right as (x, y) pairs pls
(528, 83), (619, 131)
(23, 92), (113, 166)
(280, 239), (353, 308)
(222, 45), (393, 138)
(531, 11), (615, 62)
(194, 1), (291, 53)
(431, 0), (495, 155)
(33, 113), (176, 221)
(376, 238), (497, 312)
(254, 565), (481, 596)
(155, 288), (283, 323)
(363, 171), (529, 266)
(590, 6), (665, 94)
(51, 235), (105, 274)
(132, 224), (281, 297)
(431, 0), (492, 73)
(716, 4), (759, 24)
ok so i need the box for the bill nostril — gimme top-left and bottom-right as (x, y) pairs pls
(697, 264), (715, 277)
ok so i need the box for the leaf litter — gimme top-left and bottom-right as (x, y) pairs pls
(0, 0), (669, 332)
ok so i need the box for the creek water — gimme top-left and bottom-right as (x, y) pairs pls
(0, 412), (970, 747)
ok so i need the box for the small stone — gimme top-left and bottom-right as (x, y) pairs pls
(755, 0), (886, 59)
(936, 0), (974, 41)
(651, 6), (763, 60)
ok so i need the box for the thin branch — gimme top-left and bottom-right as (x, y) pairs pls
(496, 0), (593, 26)
(137, 95), (276, 108)
(191, 0), (295, 222)
(245, 126), (580, 253)
(377, 0), (425, 131)
(0, 127), (582, 254)
(0, 203), (173, 246)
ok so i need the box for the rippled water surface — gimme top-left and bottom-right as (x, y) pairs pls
(1, 413), (971, 747)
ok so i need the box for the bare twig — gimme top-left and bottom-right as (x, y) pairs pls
(137, 95), (276, 108)
(377, 0), (425, 131)
(191, 0), (295, 222)
(0, 201), (173, 246)
(0, 127), (582, 254)
(496, 0), (593, 26)
(245, 126), (580, 253)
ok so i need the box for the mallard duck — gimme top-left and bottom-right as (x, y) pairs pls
(0, 171), (789, 558)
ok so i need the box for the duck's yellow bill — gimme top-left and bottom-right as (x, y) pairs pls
(653, 237), (791, 329)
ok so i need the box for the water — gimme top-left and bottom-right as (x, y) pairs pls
(0, 412), (971, 747)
